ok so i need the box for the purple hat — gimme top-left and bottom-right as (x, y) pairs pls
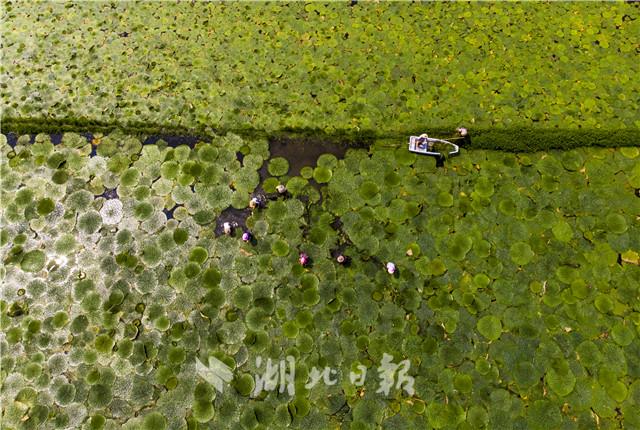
(299, 252), (309, 266)
(386, 262), (396, 274)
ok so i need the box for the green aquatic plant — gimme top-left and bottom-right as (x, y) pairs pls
(313, 166), (333, 184)
(1, 132), (639, 429)
(20, 250), (46, 272)
(268, 157), (290, 177)
(2, 3), (640, 153)
(36, 197), (55, 216)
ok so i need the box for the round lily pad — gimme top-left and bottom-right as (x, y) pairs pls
(605, 213), (627, 234)
(594, 294), (613, 314)
(189, 247), (209, 264)
(173, 228), (189, 245)
(611, 322), (634, 346)
(475, 357), (491, 375)
(358, 181), (380, 200)
(473, 273), (491, 289)
(510, 242), (535, 266)
(120, 168), (141, 187)
(282, 321), (299, 338)
(290, 397), (311, 418)
(168, 346), (186, 364)
(271, 239), (290, 257)
(134, 202), (154, 220)
(141, 244), (162, 266)
(202, 268), (221, 288)
(453, 374), (472, 393)
(428, 258), (447, 276)
(35, 198), (55, 216)
(78, 210), (103, 234)
(143, 412), (167, 430)
(466, 406), (489, 428)
(477, 315), (502, 341)
(184, 262), (201, 279)
(302, 288), (320, 306)
(262, 177), (280, 193)
(308, 227), (328, 245)
(268, 157), (290, 177)
(552, 220), (573, 242)
(606, 381), (628, 402)
(449, 235), (473, 261)
(620, 147), (639, 159)
(546, 365), (576, 397)
(437, 191), (454, 208)
(313, 166), (332, 183)
(95, 334), (114, 354)
(317, 153), (338, 169)
(513, 362), (539, 389)
(15, 188), (34, 206)
(87, 384), (112, 409)
(20, 250), (46, 272)
(474, 177), (495, 198)
(300, 273), (319, 290)
(52, 170), (69, 184)
(498, 198), (516, 216)
(300, 166), (314, 179)
(194, 382), (215, 402)
(555, 266), (578, 285)
(233, 373), (255, 397)
(526, 400), (561, 430)
(55, 383), (76, 406)
(233, 285), (253, 309)
(193, 210), (215, 225)
(384, 170), (401, 186)
(193, 400), (215, 423)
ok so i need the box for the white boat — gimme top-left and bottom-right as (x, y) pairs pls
(408, 133), (460, 157)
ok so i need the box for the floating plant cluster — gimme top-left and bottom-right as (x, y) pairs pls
(2, 2), (639, 136)
(1, 132), (640, 429)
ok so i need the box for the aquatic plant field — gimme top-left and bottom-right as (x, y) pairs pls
(1, 132), (639, 429)
(2, 1), (640, 429)
(2, 2), (639, 148)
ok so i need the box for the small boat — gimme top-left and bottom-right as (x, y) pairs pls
(408, 133), (460, 158)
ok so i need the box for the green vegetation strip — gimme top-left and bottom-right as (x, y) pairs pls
(1, 132), (640, 429)
(2, 2), (639, 147)
(4, 120), (639, 153)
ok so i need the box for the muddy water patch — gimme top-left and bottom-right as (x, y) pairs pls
(265, 136), (351, 177)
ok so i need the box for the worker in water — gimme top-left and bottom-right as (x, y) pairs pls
(416, 134), (432, 151)
(223, 221), (237, 235)
(249, 195), (266, 210)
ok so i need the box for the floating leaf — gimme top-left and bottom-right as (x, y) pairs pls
(552, 220), (573, 242)
(20, 250), (45, 272)
(510, 242), (535, 266)
(437, 191), (454, 208)
(358, 181), (380, 201)
(313, 166), (333, 183)
(526, 400), (562, 430)
(546, 363), (576, 397)
(474, 177), (495, 198)
(271, 239), (290, 257)
(605, 213), (628, 234)
(611, 322), (634, 346)
(268, 157), (290, 177)
(477, 316), (502, 341)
